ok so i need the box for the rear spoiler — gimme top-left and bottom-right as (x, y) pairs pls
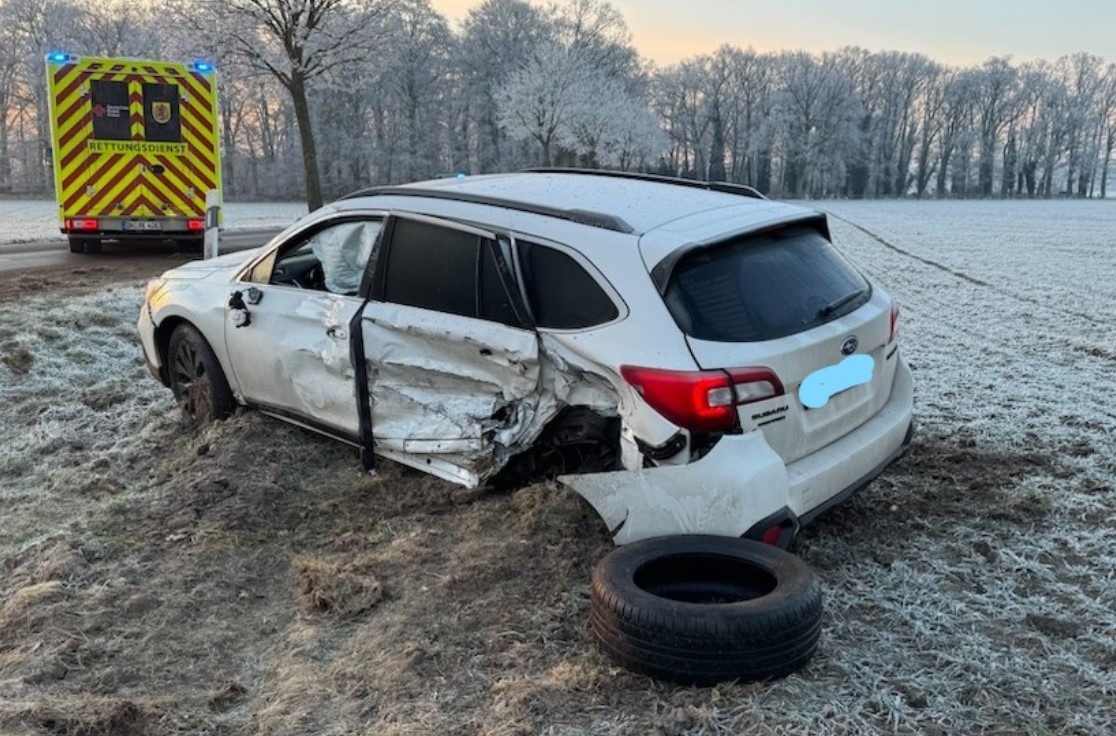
(648, 212), (831, 295)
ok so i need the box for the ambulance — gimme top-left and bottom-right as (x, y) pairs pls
(45, 53), (221, 254)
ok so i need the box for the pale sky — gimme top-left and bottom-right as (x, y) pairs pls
(430, 0), (1116, 67)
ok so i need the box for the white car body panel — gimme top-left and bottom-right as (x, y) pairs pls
(225, 286), (362, 436)
(686, 288), (898, 464)
(561, 431), (789, 545)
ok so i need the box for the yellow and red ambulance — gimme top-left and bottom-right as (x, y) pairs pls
(45, 53), (221, 254)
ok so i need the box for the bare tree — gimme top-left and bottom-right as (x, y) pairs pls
(1100, 64), (1116, 198)
(166, 0), (393, 210)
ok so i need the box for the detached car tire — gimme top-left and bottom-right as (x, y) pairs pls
(589, 535), (822, 684)
(167, 323), (235, 425)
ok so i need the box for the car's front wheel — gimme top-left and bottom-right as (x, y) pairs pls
(167, 323), (234, 425)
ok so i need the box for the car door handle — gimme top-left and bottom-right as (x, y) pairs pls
(479, 348), (492, 356)
(327, 327), (349, 340)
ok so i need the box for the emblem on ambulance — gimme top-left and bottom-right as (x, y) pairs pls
(152, 101), (172, 124)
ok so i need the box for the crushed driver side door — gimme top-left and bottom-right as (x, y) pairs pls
(357, 214), (542, 486)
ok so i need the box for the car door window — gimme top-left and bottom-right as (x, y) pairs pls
(382, 218), (480, 318)
(478, 240), (522, 327)
(312, 221), (382, 295)
(257, 219), (382, 295)
(516, 240), (619, 329)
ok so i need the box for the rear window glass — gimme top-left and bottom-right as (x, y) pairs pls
(664, 226), (870, 342)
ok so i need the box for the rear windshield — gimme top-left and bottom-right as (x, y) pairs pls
(663, 225), (870, 342)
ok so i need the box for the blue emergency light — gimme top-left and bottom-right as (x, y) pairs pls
(192, 60), (215, 73)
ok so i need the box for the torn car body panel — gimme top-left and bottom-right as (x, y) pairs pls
(360, 301), (542, 485)
(560, 431), (790, 545)
(357, 307), (631, 487)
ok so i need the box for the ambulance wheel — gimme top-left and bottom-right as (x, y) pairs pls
(68, 236), (98, 254)
(176, 238), (202, 254)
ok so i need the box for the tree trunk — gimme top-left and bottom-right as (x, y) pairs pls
(0, 112), (10, 193)
(1101, 136), (1113, 198)
(220, 98), (236, 196)
(289, 72), (323, 211)
(707, 103), (726, 181)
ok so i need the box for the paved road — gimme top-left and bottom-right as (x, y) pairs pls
(0, 228), (281, 276)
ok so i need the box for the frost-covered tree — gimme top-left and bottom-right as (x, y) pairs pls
(458, 0), (553, 173)
(495, 42), (586, 166)
(1, 0), (89, 192)
(77, 0), (162, 58)
(1100, 64), (1116, 198)
(564, 66), (663, 169)
(165, 0), (393, 210)
(775, 51), (861, 197)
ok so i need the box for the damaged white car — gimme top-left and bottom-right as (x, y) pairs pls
(138, 170), (913, 546)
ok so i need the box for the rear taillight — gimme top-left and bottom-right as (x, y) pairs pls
(889, 301), (900, 343)
(187, 218), (204, 231)
(621, 365), (784, 433)
(65, 218), (98, 231)
(761, 525), (783, 546)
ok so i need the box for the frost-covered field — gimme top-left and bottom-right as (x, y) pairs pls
(0, 199), (306, 244)
(0, 200), (1114, 735)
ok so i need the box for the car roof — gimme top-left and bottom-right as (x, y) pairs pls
(340, 171), (811, 237)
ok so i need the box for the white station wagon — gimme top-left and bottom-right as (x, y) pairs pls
(138, 170), (914, 545)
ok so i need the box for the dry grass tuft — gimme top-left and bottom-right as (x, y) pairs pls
(295, 555), (384, 618)
(1, 342), (34, 375)
(22, 698), (149, 736)
(0, 581), (65, 631)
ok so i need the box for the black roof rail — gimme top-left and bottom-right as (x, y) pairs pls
(525, 167), (768, 200)
(340, 185), (635, 234)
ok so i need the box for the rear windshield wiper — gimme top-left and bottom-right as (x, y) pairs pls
(817, 288), (868, 319)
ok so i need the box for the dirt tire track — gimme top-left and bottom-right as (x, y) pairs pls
(825, 211), (990, 286)
(825, 210), (1105, 328)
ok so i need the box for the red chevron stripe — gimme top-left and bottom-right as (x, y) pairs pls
(147, 179), (199, 217)
(155, 154), (211, 200)
(59, 134), (90, 173)
(56, 71), (88, 110)
(55, 91), (87, 129)
(82, 156), (140, 214)
(180, 116), (215, 156)
(62, 152), (123, 212)
(56, 108), (88, 152)
(172, 151), (216, 191)
(180, 107), (215, 149)
(60, 169), (87, 209)
(180, 89), (214, 122)
(124, 192), (166, 217)
(59, 167), (86, 202)
(179, 73), (214, 113)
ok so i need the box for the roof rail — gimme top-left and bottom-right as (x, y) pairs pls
(525, 168), (768, 200)
(341, 185), (635, 234)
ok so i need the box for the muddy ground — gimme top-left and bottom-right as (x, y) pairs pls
(1, 211), (1114, 735)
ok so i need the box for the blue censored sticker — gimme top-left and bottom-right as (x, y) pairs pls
(799, 354), (875, 409)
